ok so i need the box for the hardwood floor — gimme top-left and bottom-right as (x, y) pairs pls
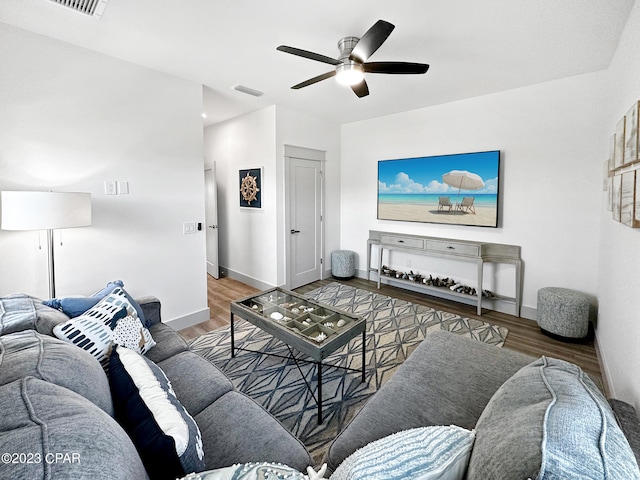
(178, 276), (259, 340)
(179, 274), (604, 390)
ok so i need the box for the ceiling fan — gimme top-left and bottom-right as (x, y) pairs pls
(276, 20), (429, 98)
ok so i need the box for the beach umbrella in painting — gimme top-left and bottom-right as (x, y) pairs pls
(442, 170), (485, 195)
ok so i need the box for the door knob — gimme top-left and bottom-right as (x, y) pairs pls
(290, 229), (301, 234)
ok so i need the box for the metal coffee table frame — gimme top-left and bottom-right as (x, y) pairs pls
(230, 287), (366, 424)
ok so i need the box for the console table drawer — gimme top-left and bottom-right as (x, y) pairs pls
(380, 235), (424, 249)
(426, 240), (479, 257)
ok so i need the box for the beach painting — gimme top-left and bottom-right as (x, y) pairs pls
(378, 150), (500, 227)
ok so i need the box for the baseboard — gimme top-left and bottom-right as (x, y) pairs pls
(354, 268), (537, 320)
(219, 266), (274, 291)
(165, 307), (210, 330)
(594, 332), (613, 398)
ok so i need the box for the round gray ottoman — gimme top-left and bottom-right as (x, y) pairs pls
(331, 250), (356, 279)
(537, 287), (590, 340)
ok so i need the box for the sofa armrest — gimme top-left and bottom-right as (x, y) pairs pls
(609, 399), (640, 466)
(136, 296), (161, 325)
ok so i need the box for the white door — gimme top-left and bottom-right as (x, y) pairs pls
(288, 156), (323, 289)
(205, 167), (219, 279)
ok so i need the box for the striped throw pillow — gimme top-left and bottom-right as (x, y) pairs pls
(330, 425), (475, 480)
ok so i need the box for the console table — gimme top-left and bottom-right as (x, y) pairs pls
(367, 230), (522, 316)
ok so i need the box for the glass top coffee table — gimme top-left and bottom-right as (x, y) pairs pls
(230, 287), (366, 424)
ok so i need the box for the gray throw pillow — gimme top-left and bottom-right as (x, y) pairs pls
(0, 330), (113, 415)
(0, 377), (148, 480)
(467, 356), (640, 480)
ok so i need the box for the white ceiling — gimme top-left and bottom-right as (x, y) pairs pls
(0, 0), (635, 126)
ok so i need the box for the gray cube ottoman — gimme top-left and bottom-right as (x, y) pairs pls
(331, 250), (356, 279)
(537, 287), (590, 340)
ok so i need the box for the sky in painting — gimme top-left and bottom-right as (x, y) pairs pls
(378, 151), (500, 194)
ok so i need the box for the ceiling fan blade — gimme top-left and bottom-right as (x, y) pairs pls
(291, 70), (336, 89)
(350, 20), (395, 62)
(277, 45), (342, 66)
(364, 62), (430, 74)
(351, 79), (369, 98)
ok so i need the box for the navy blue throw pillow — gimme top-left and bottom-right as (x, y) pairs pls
(109, 346), (205, 480)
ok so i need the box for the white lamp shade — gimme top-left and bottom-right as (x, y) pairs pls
(1, 191), (92, 231)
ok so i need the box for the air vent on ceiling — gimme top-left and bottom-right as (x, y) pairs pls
(48, 0), (111, 18)
(232, 84), (264, 97)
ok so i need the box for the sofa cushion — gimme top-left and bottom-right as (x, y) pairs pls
(109, 345), (205, 480)
(195, 391), (312, 472)
(0, 377), (147, 480)
(467, 356), (640, 480)
(157, 350), (233, 416)
(330, 425), (475, 480)
(0, 294), (69, 336)
(146, 322), (189, 363)
(0, 330), (113, 415)
(325, 330), (533, 472)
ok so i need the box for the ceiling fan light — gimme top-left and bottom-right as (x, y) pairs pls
(336, 63), (364, 86)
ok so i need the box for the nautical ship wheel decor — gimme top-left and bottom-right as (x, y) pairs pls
(239, 168), (262, 208)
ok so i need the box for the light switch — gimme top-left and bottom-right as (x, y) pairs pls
(104, 180), (117, 195)
(183, 222), (197, 234)
(118, 181), (129, 194)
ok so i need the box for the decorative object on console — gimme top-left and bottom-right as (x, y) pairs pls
(380, 265), (494, 298)
(377, 150), (500, 227)
(239, 168), (262, 208)
(0, 191), (91, 297)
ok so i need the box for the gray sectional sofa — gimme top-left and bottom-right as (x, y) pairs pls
(0, 295), (312, 479)
(3, 289), (640, 480)
(325, 330), (640, 478)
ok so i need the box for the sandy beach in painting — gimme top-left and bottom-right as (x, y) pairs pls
(378, 202), (498, 227)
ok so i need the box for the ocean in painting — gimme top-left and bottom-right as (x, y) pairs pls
(379, 193), (498, 207)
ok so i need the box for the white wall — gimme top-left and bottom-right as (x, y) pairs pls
(203, 107), (278, 288)
(596, 3), (640, 406)
(0, 23), (209, 325)
(341, 72), (606, 318)
(275, 106), (342, 283)
(203, 105), (341, 288)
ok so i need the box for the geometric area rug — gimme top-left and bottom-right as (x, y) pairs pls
(189, 282), (508, 465)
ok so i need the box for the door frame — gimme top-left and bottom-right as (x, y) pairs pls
(204, 166), (219, 279)
(283, 144), (326, 289)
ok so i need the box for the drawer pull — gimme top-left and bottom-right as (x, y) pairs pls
(398, 240), (404, 243)
(447, 246), (455, 250)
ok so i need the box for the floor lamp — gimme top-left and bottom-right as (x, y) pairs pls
(0, 191), (92, 298)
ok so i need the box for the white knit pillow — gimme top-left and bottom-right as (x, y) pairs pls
(330, 425), (475, 480)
